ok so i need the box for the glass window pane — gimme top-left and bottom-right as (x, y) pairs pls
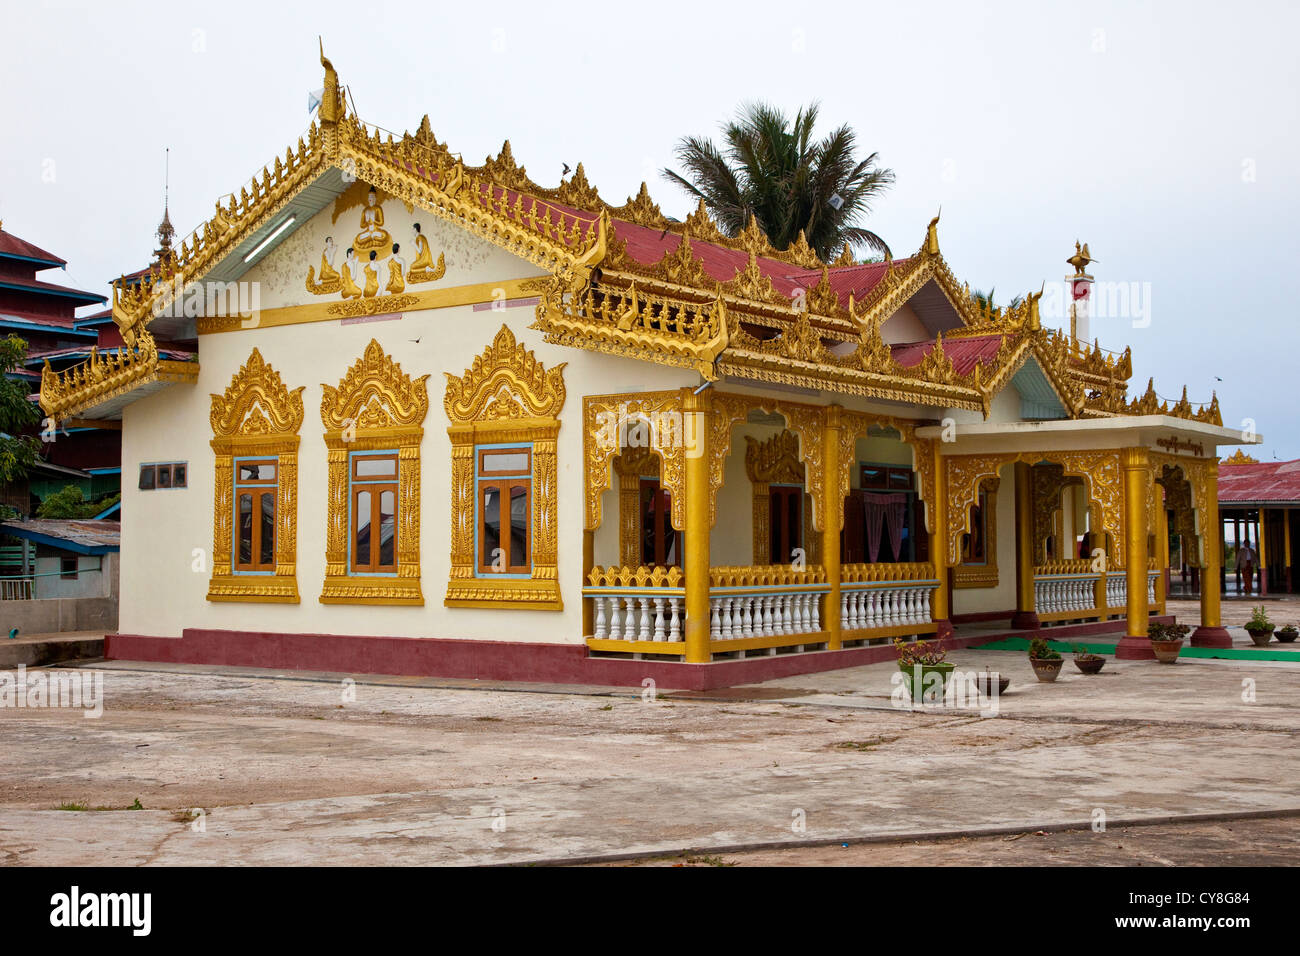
(482, 486), (501, 570)
(238, 494), (253, 564)
(481, 451), (529, 475)
(173, 464), (187, 487)
(356, 457), (396, 478)
(355, 491), (371, 567)
(260, 493), (275, 565)
(509, 485), (527, 567)
(379, 490), (395, 568)
(238, 462), (275, 482)
(157, 465), (172, 488)
(138, 466), (155, 490)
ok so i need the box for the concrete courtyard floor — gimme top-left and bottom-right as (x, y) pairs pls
(2, 633), (1298, 866)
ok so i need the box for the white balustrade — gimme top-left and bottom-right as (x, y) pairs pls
(707, 587), (828, 641)
(840, 582), (935, 630)
(587, 591), (684, 643)
(1032, 573), (1099, 616)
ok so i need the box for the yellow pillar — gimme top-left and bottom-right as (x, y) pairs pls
(582, 529), (594, 636)
(683, 387), (712, 664)
(1192, 463), (1231, 647)
(822, 406), (842, 651)
(1156, 503), (1170, 612)
(1115, 447), (1152, 658)
(1258, 508), (1268, 595)
(1011, 462), (1039, 629)
(929, 442), (953, 639)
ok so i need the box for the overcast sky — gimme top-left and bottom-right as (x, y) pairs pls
(3, 0), (1296, 454)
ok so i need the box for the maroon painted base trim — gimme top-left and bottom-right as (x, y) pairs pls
(933, 619), (954, 640)
(951, 609), (1016, 625)
(1010, 610), (1041, 630)
(1190, 625), (1232, 649)
(107, 628), (1007, 691)
(1114, 634), (1157, 660)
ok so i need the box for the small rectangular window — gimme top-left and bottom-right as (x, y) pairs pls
(237, 462), (275, 483)
(234, 458), (278, 573)
(479, 448), (531, 477)
(172, 463), (187, 487)
(157, 465), (173, 488)
(60, 555), (79, 580)
(138, 465), (156, 490)
(353, 455), (397, 479)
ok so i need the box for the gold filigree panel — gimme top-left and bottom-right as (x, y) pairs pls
(954, 477), (999, 589)
(584, 391), (687, 532)
(321, 340), (428, 605)
(446, 325), (564, 610)
(207, 348), (304, 603)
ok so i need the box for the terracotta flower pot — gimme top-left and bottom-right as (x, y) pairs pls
(1029, 657), (1064, 682)
(1074, 657), (1106, 675)
(1150, 638), (1183, 663)
(1246, 628), (1274, 647)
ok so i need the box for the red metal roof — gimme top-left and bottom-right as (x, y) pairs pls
(0, 271), (105, 304)
(889, 333), (1007, 375)
(609, 218), (900, 302)
(1218, 459), (1300, 503)
(0, 227), (65, 267)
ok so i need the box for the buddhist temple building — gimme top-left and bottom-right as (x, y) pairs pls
(1217, 450), (1300, 595)
(37, 51), (1260, 687)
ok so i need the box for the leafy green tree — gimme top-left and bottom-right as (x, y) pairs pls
(0, 335), (40, 484)
(36, 486), (119, 519)
(662, 102), (895, 261)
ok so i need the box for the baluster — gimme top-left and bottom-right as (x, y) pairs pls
(921, 586), (933, 623)
(609, 597), (623, 640)
(639, 598), (652, 641)
(810, 592), (821, 632)
(741, 597), (754, 638)
(624, 597), (637, 640)
(720, 597), (733, 639)
(762, 596), (774, 636)
(653, 598), (666, 641)
(781, 594), (794, 634)
(594, 596), (608, 639)
(669, 598), (682, 642)
(795, 593), (807, 634)
(709, 598), (720, 639)
(841, 591), (850, 631)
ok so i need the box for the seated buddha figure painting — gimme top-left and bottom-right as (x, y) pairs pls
(306, 182), (445, 298)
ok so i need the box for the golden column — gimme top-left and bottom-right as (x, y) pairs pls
(682, 386), (712, 664)
(1192, 462), (1231, 647)
(1115, 447), (1153, 659)
(822, 406), (842, 651)
(1010, 462), (1040, 630)
(929, 442), (953, 640)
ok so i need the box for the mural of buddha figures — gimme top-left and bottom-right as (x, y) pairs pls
(406, 222), (446, 284)
(353, 187), (391, 252)
(339, 247), (363, 299)
(386, 242), (406, 295)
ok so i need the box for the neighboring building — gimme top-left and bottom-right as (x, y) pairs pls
(0, 220), (116, 514)
(36, 52), (1257, 687)
(1217, 450), (1300, 595)
(0, 518), (118, 632)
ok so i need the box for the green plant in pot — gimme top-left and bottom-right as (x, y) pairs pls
(1275, 624), (1298, 644)
(1246, 606), (1275, 646)
(894, 637), (954, 703)
(1028, 637), (1064, 682)
(1149, 621), (1190, 663)
(1071, 643), (1106, 675)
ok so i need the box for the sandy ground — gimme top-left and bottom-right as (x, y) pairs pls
(2, 645), (1298, 865)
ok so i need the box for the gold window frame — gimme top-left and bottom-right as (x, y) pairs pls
(320, 339), (429, 605)
(954, 477), (1000, 588)
(208, 348), (304, 603)
(444, 325), (565, 611)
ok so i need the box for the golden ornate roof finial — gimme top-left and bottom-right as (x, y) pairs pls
(831, 241), (854, 268)
(1222, 449), (1259, 466)
(1067, 240), (1097, 277)
(1026, 282), (1044, 331)
(925, 209), (941, 255)
(319, 38), (340, 125)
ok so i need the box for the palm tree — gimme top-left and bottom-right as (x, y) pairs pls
(662, 101), (895, 261)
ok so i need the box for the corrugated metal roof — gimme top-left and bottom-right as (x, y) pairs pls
(0, 519), (120, 554)
(1219, 459), (1300, 503)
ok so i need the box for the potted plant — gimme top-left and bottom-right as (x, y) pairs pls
(1028, 637), (1064, 682)
(1276, 624), (1298, 644)
(894, 637), (954, 703)
(974, 667), (1011, 697)
(1072, 644), (1106, 675)
(1245, 606), (1274, 647)
(1149, 621), (1190, 663)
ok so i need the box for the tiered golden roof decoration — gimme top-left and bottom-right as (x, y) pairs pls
(1221, 449), (1259, 465)
(40, 47), (1223, 427)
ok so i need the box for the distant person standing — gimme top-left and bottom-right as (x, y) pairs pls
(1236, 541), (1258, 595)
